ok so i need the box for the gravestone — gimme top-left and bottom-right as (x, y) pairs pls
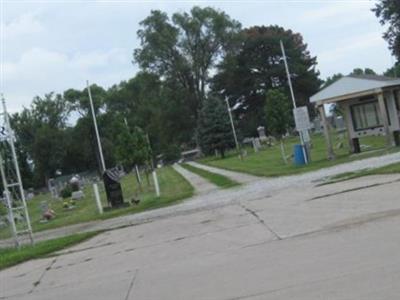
(71, 190), (85, 200)
(313, 118), (322, 133)
(48, 178), (58, 199)
(252, 138), (261, 152)
(103, 169), (124, 208)
(257, 126), (267, 141)
(335, 116), (346, 132)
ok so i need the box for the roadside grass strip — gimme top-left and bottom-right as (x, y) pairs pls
(181, 163), (239, 188)
(0, 231), (99, 270)
(321, 162), (400, 185)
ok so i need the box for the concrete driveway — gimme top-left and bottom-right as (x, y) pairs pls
(2, 173), (400, 300)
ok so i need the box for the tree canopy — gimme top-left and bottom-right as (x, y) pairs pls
(134, 7), (241, 123)
(373, 0), (400, 61)
(212, 25), (321, 137)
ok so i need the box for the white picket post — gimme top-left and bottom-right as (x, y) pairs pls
(152, 170), (160, 197)
(93, 183), (103, 214)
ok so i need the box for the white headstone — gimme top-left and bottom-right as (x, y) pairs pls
(257, 126), (267, 141)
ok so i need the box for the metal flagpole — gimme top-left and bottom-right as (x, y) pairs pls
(225, 98), (242, 160)
(280, 40), (309, 164)
(87, 80), (106, 173)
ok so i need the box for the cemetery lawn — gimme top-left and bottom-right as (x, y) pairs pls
(321, 162), (400, 185)
(201, 133), (400, 177)
(0, 231), (99, 270)
(0, 166), (194, 240)
(181, 163), (239, 188)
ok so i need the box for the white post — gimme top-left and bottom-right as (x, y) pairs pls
(152, 170), (160, 197)
(135, 165), (142, 184)
(92, 183), (103, 214)
(87, 81), (106, 173)
(280, 40), (309, 164)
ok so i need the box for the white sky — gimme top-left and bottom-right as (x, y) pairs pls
(0, 0), (395, 113)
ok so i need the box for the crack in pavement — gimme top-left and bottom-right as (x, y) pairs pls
(125, 269), (139, 300)
(239, 203), (282, 240)
(308, 178), (400, 201)
(29, 258), (57, 294)
(241, 207), (400, 252)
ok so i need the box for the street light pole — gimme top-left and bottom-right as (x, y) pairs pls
(87, 80), (106, 173)
(280, 40), (309, 164)
(225, 98), (242, 159)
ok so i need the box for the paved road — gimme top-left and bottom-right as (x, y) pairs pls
(2, 172), (400, 299)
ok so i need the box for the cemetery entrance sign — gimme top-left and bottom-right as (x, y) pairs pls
(293, 106), (311, 131)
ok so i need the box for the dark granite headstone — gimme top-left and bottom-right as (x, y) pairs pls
(103, 169), (124, 207)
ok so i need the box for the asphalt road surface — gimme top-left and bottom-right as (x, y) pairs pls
(2, 171), (400, 300)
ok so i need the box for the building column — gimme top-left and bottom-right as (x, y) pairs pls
(318, 104), (335, 160)
(340, 103), (356, 153)
(377, 92), (394, 147)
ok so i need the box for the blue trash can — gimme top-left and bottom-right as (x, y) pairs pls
(293, 144), (306, 165)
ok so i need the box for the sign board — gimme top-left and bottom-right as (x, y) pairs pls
(301, 130), (311, 143)
(293, 107), (311, 131)
(0, 125), (8, 142)
(103, 169), (124, 207)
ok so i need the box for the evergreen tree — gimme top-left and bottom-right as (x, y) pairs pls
(197, 96), (234, 158)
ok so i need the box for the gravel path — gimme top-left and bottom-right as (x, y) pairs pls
(186, 161), (261, 184)
(172, 163), (218, 195)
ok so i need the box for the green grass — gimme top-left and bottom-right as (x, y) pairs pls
(181, 163), (239, 188)
(0, 166), (194, 240)
(323, 162), (400, 184)
(0, 231), (99, 270)
(201, 133), (399, 177)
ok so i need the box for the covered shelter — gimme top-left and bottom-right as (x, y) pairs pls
(310, 75), (400, 159)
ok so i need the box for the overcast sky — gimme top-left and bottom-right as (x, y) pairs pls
(0, 0), (394, 113)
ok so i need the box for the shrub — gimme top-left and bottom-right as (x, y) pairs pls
(60, 185), (72, 199)
(0, 202), (8, 216)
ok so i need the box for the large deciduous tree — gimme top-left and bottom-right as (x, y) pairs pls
(12, 93), (69, 187)
(64, 84), (107, 117)
(133, 7), (241, 123)
(212, 25), (321, 137)
(373, 0), (400, 61)
(384, 63), (400, 77)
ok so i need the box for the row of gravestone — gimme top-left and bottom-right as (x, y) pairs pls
(313, 115), (346, 133)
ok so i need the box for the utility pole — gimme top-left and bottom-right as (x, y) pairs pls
(225, 98), (242, 160)
(280, 40), (309, 164)
(87, 80), (106, 173)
